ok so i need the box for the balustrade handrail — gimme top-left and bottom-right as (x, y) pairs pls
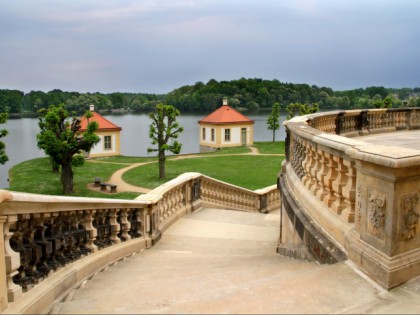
(281, 107), (420, 289)
(0, 172), (280, 314)
(305, 107), (420, 136)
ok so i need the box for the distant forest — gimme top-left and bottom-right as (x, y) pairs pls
(1, 78), (420, 116)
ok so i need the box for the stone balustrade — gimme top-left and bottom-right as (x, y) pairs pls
(279, 107), (420, 289)
(0, 172), (279, 314)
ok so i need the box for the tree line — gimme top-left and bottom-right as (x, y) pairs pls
(1, 78), (420, 116)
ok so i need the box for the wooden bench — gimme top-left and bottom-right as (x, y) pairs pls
(94, 177), (101, 187)
(100, 182), (117, 193)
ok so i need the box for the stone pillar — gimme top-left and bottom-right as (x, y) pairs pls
(349, 157), (420, 288)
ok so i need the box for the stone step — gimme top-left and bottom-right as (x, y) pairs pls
(56, 208), (420, 314)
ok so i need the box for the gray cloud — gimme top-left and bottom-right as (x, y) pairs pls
(0, 0), (419, 93)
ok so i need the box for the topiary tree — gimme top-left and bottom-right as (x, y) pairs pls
(37, 104), (100, 194)
(147, 103), (183, 179)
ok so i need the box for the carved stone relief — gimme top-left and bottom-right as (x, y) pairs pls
(401, 193), (419, 241)
(367, 189), (386, 239)
(356, 183), (363, 229)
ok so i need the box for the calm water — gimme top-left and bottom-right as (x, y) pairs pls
(0, 113), (286, 188)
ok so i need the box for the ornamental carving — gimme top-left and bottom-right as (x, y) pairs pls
(356, 183), (363, 228)
(367, 190), (386, 238)
(401, 194), (420, 241)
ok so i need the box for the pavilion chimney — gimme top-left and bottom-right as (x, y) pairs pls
(223, 98), (228, 106)
(90, 104), (95, 112)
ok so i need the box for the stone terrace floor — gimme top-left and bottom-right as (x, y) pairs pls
(353, 129), (420, 150)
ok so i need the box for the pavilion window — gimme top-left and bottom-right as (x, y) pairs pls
(224, 129), (231, 142)
(104, 135), (112, 150)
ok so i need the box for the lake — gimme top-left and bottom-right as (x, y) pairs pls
(0, 113), (287, 189)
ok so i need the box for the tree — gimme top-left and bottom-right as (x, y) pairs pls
(0, 113), (8, 165)
(286, 102), (319, 119)
(267, 102), (281, 142)
(37, 104), (100, 194)
(147, 104), (183, 179)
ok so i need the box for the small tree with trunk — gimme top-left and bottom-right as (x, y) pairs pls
(147, 104), (183, 179)
(267, 102), (281, 142)
(0, 113), (8, 165)
(37, 104), (100, 194)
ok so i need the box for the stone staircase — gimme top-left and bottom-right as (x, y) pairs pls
(52, 208), (420, 314)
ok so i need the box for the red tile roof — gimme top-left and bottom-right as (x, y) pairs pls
(79, 111), (122, 131)
(199, 105), (254, 125)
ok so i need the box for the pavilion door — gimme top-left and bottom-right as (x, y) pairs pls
(241, 128), (247, 145)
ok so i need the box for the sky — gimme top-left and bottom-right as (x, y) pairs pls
(1, 0), (419, 94)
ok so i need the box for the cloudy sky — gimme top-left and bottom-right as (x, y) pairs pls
(1, 0), (419, 94)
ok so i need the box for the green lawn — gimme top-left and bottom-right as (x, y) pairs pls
(8, 158), (139, 199)
(252, 141), (285, 154)
(123, 155), (283, 191)
(7, 141), (285, 198)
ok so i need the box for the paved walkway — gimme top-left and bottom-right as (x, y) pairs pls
(56, 208), (420, 314)
(88, 146), (284, 195)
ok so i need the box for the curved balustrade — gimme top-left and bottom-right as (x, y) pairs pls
(0, 172), (279, 314)
(279, 107), (420, 289)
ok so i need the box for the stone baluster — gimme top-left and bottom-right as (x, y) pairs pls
(309, 148), (322, 194)
(398, 111), (403, 127)
(331, 156), (347, 215)
(70, 211), (86, 257)
(131, 208), (143, 238)
(118, 209), (131, 241)
(171, 191), (177, 214)
(23, 215), (44, 284)
(173, 190), (179, 213)
(301, 143), (312, 186)
(108, 209), (121, 244)
(52, 213), (69, 266)
(296, 140), (306, 178)
(340, 159), (356, 223)
(205, 182), (212, 202)
(315, 148), (328, 201)
(76, 210), (91, 256)
(367, 112), (375, 131)
(62, 212), (77, 261)
(3, 215), (22, 302)
(44, 213), (61, 271)
(82, 210), (98, 252)
(375, 112), (382, 130)
(165, 194), (171, 218)
(148, 203), (161, 245)
(92, 211), (104, 249)
(9, 224), (32, 290)
(161, 197), (168, 221)
(32, 213), (53, 278)
(322, 152), (337, 207)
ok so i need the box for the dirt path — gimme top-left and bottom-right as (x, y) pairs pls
(88, 146), (284, 195)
